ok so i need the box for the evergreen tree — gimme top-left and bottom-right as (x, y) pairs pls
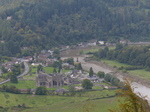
(89, 67), (94, 77)
(37, 65), (43, 73)
(77, 63), (82, 70)
(53, 68), (57, 73)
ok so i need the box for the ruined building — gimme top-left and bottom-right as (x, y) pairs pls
(36, 71), (64, 88)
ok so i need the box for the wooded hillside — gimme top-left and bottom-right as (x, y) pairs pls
(0, 0), (149, 56)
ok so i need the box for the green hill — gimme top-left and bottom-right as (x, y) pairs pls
(0, 0), (149, 56)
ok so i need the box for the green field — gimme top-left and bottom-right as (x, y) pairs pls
(0, 64), (121, 112)
(30, 67), (37, 73)
(101, 60), (132, 68)
(82, 48), (100, 54)
(0, 78), (4, 82)
(0, 80), (36, 89)
(92, 86), (103, 89)
(44, 67), (71, 74)
(0, 90), (119, 112)
(81, 46), (115, 55)
(81, 90), (116, 98)
(43, 67), (55, 73)
(101, 59), (150, 81)
(128, 69), (150, 81)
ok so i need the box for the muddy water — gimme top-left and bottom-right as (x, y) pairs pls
(133, 82), (150, 102)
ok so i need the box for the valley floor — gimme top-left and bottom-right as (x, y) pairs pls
(0, 90), (119, 112)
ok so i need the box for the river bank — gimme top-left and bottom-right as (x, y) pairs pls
(61, 48), (150, 102)
(77, 56), (150, 102)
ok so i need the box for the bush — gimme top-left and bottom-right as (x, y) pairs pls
(35, 87), (47, 95)
(3, 85), (21, 94)
(122, 69), (127, 73)
(145, 67), (150, 71)
(124, 66), (143, 70)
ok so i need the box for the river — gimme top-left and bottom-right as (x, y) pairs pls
(62, 56), (150, 103)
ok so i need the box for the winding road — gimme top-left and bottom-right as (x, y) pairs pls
(0, 62), (29, 85)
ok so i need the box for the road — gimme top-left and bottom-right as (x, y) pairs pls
(0, 62), (29, 85)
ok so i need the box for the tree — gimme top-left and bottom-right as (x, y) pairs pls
(20, 62), (25, 69)
(35, 87), (47, 95)
(58, 63), (62, 73)
(97, 71), (105, 78)
(12, 65), (21, 76)
(7, 71), (13, 78)
(115, 43), (123, 51)
(5, 85), (20, 94)
(68, 84), (75, 95)
(104, 73), (121, 86)
(53, 68), (57, 73)
(64, 58), (74, 65)
(77, 63), (82, 70)
(53, 48), (60, 58)
(1, 66), (7, 73)
(82, 79), (93, 90)
(10, 75), (18, 83)
(89, 67), (94, 77)
(109, 79), (150, 112)
(68, 84), (75, 93)
(104, 46), (109, 52)
(52, 61), (61, 68)
(27, 88), (31, 94)
(37, 64), (43, 73)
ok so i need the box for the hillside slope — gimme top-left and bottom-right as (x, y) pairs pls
(0, 0), (149, 56)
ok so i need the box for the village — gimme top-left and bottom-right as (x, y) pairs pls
(0, 40), (150, 112)
(0, 40), (121, 95)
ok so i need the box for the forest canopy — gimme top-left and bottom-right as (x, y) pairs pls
(0, 0), (149, 56)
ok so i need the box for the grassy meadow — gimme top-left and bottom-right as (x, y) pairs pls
(0, 80), (36, 89)
(101, 59), (150, 81)
(101, 60), (132, 68)
(81, 46), (115, 54)
(82, 48), (100, 54)
(43, 67), (71, 74)
(0, 90), (119, 112)
(0, 63), (120, 112)
(128, 69), (150, 81)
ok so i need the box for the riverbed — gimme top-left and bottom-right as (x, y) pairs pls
(62, 56), (150, 103)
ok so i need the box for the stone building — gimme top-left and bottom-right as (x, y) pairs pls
(36, 71), (64, 88)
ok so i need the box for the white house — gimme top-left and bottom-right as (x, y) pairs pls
(87, 42), (97, 46)
(6, 16), (12, 20)
(98, 41), (105, 45)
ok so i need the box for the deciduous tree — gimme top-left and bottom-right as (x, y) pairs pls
(109, 79), (150, 112)
(82, 79), (93, 90)
(97, 71), (105, 78)
(10, 75), (18, 83)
